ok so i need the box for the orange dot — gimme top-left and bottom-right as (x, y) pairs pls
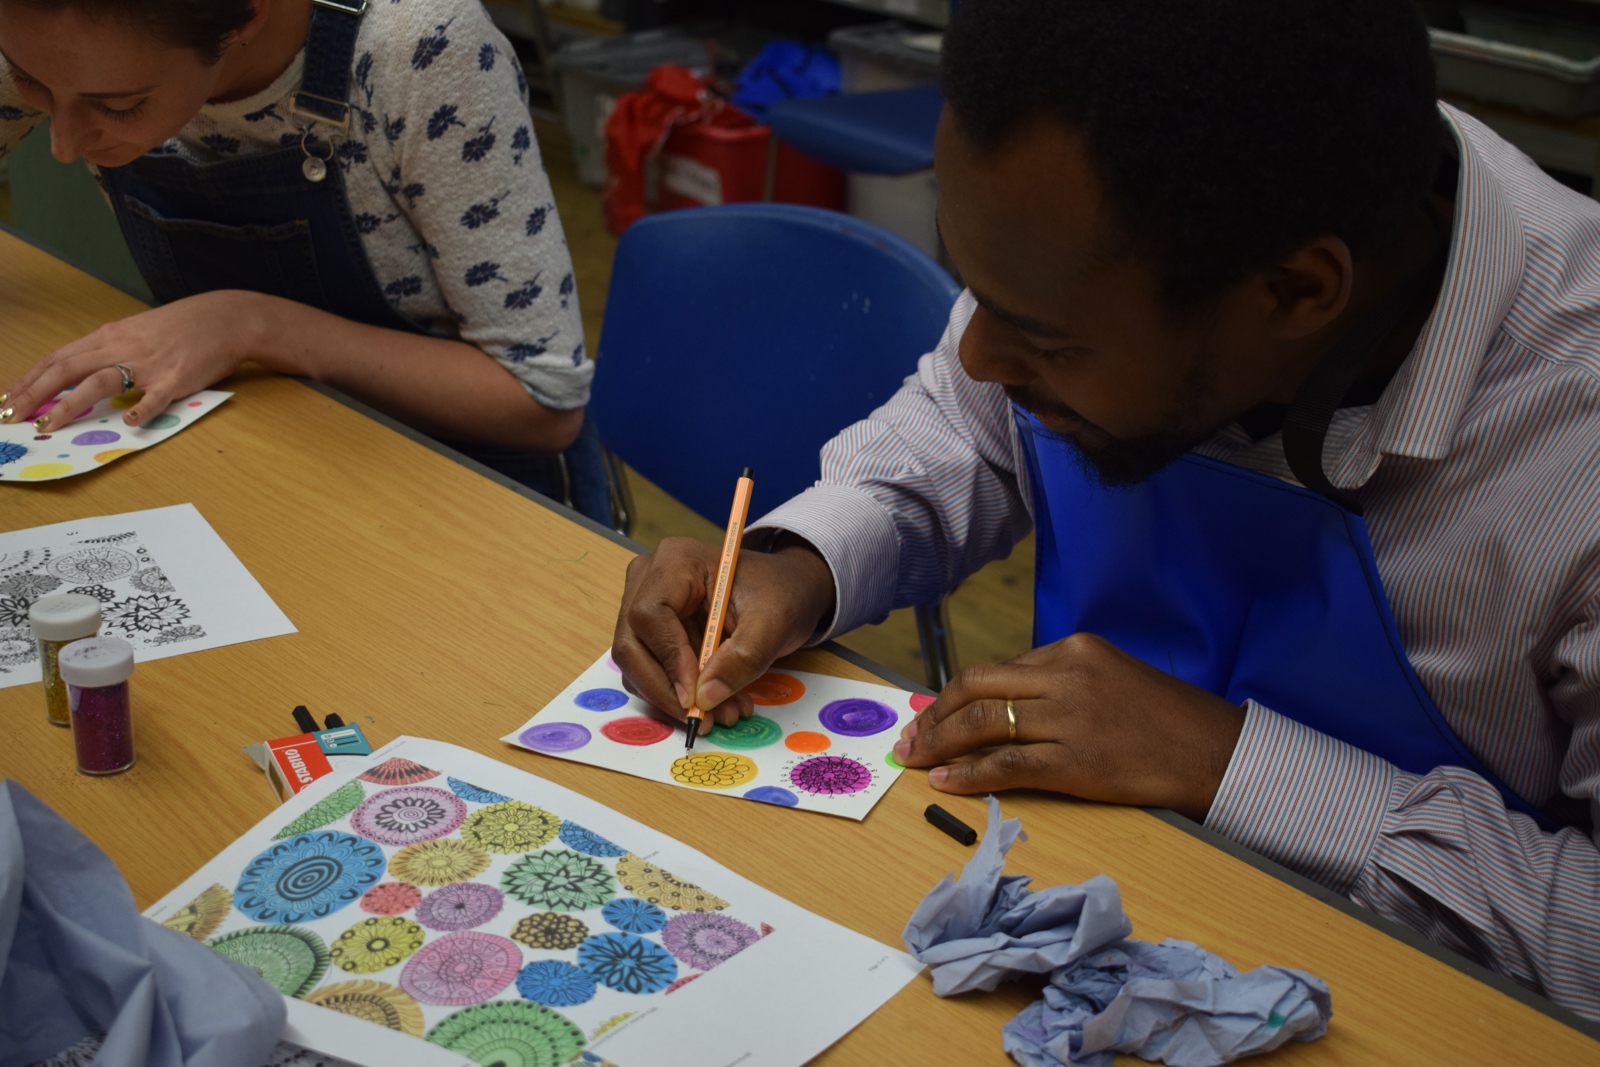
(784, 731), (830, 753)
(746, 672), (806, 706)
(94, 448), (137, 464)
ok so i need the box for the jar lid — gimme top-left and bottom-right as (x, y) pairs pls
(28, 594), (104, 641)
(58, 636), (135, 688)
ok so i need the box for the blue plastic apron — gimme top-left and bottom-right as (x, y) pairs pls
(1014, 405), (1555, 829)
(94, 0), (613, 523)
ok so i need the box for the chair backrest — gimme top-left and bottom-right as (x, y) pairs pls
(591, 203), (961, 525)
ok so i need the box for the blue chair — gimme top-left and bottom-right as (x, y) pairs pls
(591, 203), (963, 687)
(765, 84), (943, 177)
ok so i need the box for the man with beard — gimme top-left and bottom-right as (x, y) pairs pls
(611, 0), (1600, 1020)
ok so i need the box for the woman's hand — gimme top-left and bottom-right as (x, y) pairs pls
(1, 290), (268, 430)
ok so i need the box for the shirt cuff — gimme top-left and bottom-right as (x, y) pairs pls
(1204, 700), (1398, 895)
(747, 484), (901, 643)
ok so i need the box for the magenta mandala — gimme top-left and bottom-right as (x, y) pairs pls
(788, 755), (872, 795)
(399, 932), (522, 1006)
(352, 787), (467, 847)
(661, 913), (760, 971)
(416, 882), (505, 932)
(359, 758), (439, 786)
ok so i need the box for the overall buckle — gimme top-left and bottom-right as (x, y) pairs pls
(310, 0), (368, 14)
(290, 90), (351, 135)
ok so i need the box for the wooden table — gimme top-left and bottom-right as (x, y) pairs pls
(1, 228), (1595, 1065)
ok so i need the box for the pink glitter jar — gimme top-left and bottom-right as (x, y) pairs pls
(58, 636), (137, 776)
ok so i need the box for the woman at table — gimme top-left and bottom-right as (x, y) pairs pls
(0, 0), (610, 522)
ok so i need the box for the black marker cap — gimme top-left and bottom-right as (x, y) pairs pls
(291, 705), (318, 734)
(925, 803), (978, 846)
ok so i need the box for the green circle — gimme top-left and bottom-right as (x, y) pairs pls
(427, 1001), (585, 1067)
(208, 925), (330, 997)
(98, 418), (109, 423)
(885, 751), (904, 770)
(704, 715), (783, 750)
(143, 414), (181, 430)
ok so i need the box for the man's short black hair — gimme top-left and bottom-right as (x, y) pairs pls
(942, 0), (1441, 305)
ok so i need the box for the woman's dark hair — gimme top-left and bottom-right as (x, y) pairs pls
(12, 0), (256, 61)
(942, 0), (1441, 306)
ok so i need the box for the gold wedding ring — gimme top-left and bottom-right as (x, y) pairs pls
(1005, 699), (1017, 742)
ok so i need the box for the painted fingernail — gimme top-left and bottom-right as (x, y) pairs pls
(893, 739), (911, 762)
(673, 682), (689, 709)
(698, 679), (731, 709)
(34, 414), (50, 430)
(929, 766), (948, 787)
(0, 407), (12, 422)
(0, 392), (8, 404)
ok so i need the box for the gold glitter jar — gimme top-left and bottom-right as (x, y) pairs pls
(28, 593), (103, 728)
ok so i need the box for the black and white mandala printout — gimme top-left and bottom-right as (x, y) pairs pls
(0, 504), (295, 689)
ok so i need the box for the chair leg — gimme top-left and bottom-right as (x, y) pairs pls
(914, 598), (958, 691)
(762, 134), (780, 203)
(602, 445), (635, 537)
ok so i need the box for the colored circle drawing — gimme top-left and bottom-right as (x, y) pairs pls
(18, 464), (72, 479)
(425, 1002), (585, 1067)
(0, 442), (28, 466)
(362, 882), (422, 915)
(704, 715), (783, 750)
(557, 821), (628, 858)
(669, 752), (758, 790)
(304, 980), (425, 1037)
(143, 413), (181, 430)
(208, 925), (330, 997)
(401, 932), (523, 1006)
(501, 849), (617, 912)
(745, 672), (806, 705)
(272, 779), (359, 840)
(744, 786), (799, 807)
(416, 882), (505, 932)
(234, 831), (384, 924)
(359, 757), (440, 786)
(446, 777), (510, 804)
(614, 853), (729, 913)
(389, 839), (492, 887)
(516, 959), (597, 1007)
(519, 721), (592, 754)
(577, 932), (677, 994)
(662, 912), (760, 972)
(330, 915), (427, 974)
(599, 715), (675, 746)
(909, 693), (936, 712)
(784, 730), (830, 753)
(573, 687), (629, 711)
(48, 546), (135, 582)
(789, 756), (873, 796)
(71, 430), (120, 446)
(160, 883), (231, 942)
(885, 750), (905, 770)
(351, 786), (467, 847)
(817, 698), (899, 737)
(109, 390), (143, 410)
(511, 912), (590, 951)
(602, 897), (667, 934)
(461, 800), (561, 854)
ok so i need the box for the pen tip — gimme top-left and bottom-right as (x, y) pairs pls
(740, 466), (753, 480)
(684, 717), (700, 750)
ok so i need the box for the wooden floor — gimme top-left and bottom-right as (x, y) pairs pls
(533, 117), (1038, 683)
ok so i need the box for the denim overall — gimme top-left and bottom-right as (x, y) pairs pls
(96, 0), (612, 524)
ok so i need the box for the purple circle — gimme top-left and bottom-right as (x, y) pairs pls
(401, 932), (521, 1006)
(790, 756), (872, 795)
(71, 430), (121, 446)
(574, 687), (629, 711)
(351, 786), (467, 846)
(416, 881), (505, 931)
(520, 722), (592, 753)
(744, 786), (798, 807)
(817, 698), (898, 737)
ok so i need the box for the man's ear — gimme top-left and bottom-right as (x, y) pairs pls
(1256, 236), (1354, 343)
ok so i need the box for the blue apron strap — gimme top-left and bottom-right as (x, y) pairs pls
(289, 0), (366, 132)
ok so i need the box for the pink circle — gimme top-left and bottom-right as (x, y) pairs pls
(351, 786), (466, 846)
(416, 881), (504, 931)
(790, 755), (873, 795)
(605, 655), (621, 672)
(400, 932), (522, 1005)
(909, 693), (935, 712)
(600, 715), (675, 746)
(361, 882), (422, 915)
(188, 401), (203, 407)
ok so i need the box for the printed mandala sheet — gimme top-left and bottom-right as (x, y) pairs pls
(144, 737), (923, 1067)
(0, 504), (296, 689)
(504, 652), (929, 821)
(0, 389), (230, 481)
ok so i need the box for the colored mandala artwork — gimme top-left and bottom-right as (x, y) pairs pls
(573, 687), (629, 711)
(48, 546), (136, 584)
(516, 959), (597, 1007)
(426, 1001), (585, 1067)
(519, 721), (592, 753)
(743, 786), (799, 807)
(351, 786), (467, 847)
(664, 973), (702, 995)
(401, 932), (523, 1006)
(416, 881), (505, 932)
(669, 752), (758, 791)
(273, 780), (365, 841)
(303, 980), (425, 1037)
(502, 850), (616, 912)
(0, 628), (36, 669)
(150, 624), (205, 646)
(234, 831), (384, 924)
(661, 912), (760, 971)
(389, 839), (492, 887)
(557, 821), (628, 858)
(447, 777), (510, 804)
(103, 594), (190, 633)
(461, 800), (561, 854)
(511, 912), (590, 951)
(704, 715), (783, 750)
(0, 572), (60, 599)
(359, 757), (441, 786)
(614, 854), (728, 912)
(208, 925), (330, 997)
(817, 698), (899, 737)
(160, 883), (231, 941)
(601, 897), (667, 935)
(591, 1012), (633, 1039)
(598, 715), (675, 746)
(362, 882), (422, 915)
(789, 755), (873, 796)
(577, 932), (678, 994)
(330, 915), (427, 974)
(0, 441), (26, 467)
(128, 567), (175, 593)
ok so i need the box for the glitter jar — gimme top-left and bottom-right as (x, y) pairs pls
(28, 593), (103, 728)
(58, 636), (136, 775)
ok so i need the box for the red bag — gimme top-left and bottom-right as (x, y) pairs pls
(602, 64), (720, 234)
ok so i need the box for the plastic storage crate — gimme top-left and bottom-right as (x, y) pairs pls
(656, 107), (845, 212)
(1432, 5), (1600, 116)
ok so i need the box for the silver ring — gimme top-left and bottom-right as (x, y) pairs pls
(1005, 699), (1017, 743)
(113, 363), (136, 394)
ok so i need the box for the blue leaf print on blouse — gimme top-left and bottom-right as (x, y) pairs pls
(525, 205), (549, 236)
(242, 103), (282, 123)
(511, 125), (531, 165)
(385, 276), (423, 301)
(426, 104), (466, 141)
(354, 212), (385, 235)
(411, 240), (441, 260)
(513, 57), (528, 97)
(336, 140), (369, 168)
(504, 275), (543, 310)
(279, 131), (301, 147)
(412, 19), (454, 71)
(462, 118), (496, 163)
(479, 42), (497, 71)
(384, 114), (406, 143)
(571, 341), (587, 367)
(505, 333), (556, 362)
(0, 105), (28, 121)
(201, 133), (241, 155)
(355, 51), (375, 105)
(459, 191), (507, 230)
(558, 272), (574, 309)
(403, 181), (425, 203)
(383, 166), (427, 206)
(358, 108), (377, 135)
(464, 261), (507, 287)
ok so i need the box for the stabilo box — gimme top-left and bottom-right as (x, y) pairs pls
(243, 724), (373, 802)
(657, 107), (845, 212)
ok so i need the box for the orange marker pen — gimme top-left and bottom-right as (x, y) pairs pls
(686, 467), (754, 750)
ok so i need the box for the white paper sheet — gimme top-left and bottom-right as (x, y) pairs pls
(0, 503), (296, 689)
(504, 651), (929, 820)
(145, 738), (922, 1067)
(0, 389), (230, 481)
